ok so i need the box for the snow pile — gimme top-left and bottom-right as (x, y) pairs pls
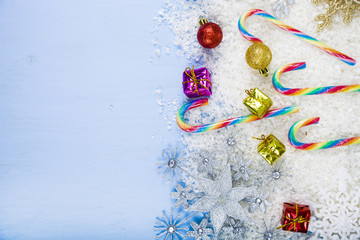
(153, 0), (360, 238)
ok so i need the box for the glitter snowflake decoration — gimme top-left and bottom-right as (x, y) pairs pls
(157, 148), (187, 183)
(254, 218), (287, 240)
(273, 0), (295, 18)
(171, 183), (196, 209)
(243, 190), (271, 213)
(194, 150), (218, 178)
(313, 0), (360, 31)
(260, 160), (292, 192)
(310, 167), (360, 239)
(217, 126), (245, 157)
(187, 164), (255, 235)
(231, 155), (254, 182)
(220, 217), (249, 240)
(186, 218), (213, 240)
(154, 211), (188, 239)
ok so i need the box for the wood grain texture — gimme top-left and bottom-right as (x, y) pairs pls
(0, 0), (183, 239)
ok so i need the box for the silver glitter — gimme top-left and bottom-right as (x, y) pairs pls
(254, 218), (286, 240)
(264, 231), (273, 240)
(218, 126), (245, 156)
(227, 137), (236, 146)
(157, 148), (187, 183)
(186, 165), (255, 235)
(154, 211), (188, 239)
(272, 171), (281, 180)
(168, 159), (176, 168)
(186, 218), (213, 240)
(259, 160), (292, 192)
(243, 190), (271, 213)
(171, 184), (195, 209)
(195, 150), (217, 176)
(272, 0), (295, 19)
(221, 217), (249, 240)
(232, 155), (254, 182)
(167, 226), (175, 234)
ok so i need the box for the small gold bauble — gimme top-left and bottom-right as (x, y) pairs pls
(245, 43), (272, 70)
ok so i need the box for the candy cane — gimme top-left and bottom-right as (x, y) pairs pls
(238, 9), (356, 66)
(288, 117), (360, 150)
(273, 62), (360, 95)
(176, 98), (299, 133)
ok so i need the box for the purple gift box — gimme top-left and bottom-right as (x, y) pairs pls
(182, 66), (212, 98)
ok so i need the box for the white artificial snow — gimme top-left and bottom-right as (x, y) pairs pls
(164, 46), (171, 55)
(154, 0), (360, 238)
(156, 88), (180, 130)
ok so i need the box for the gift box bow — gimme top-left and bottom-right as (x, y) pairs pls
(183, 66), (212, 95)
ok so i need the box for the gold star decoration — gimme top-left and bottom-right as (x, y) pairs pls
(312, 0), (360, 31)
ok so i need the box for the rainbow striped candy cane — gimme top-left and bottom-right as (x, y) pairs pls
(289, 117), (360, 150)
(176, 98), (299, 133)
(238, 9), (356, 66)
(273, 62), (360, 95)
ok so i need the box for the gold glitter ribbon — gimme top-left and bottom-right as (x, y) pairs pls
(183, 66), (211, 95)
(252, 135), (266, 141)
(253, 135), (268, 148)
(245, 89), (255, 96)
(277, 204), (310, 230)
(313, 0), (360, 31)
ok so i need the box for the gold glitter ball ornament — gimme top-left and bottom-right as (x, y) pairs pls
(245, 43), (272, 77)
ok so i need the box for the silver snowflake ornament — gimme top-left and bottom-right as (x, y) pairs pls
(221, 217), (249, 240)
(226, 135), (237, 147)
(195, 150), (217, 176)
(243, 190), (271, 213)
(157, 148), (187, 183)
(272, 0), (295, 19)
(154, 211), (188, 239)
(186, 218), (213, 240)
(254, 218), (287, 240)
(260, 160), (292, 192)
(232, 155), (254, 182)
(171, 184), (195, 209)
(217, 126), (245, 157)
(186, 164), (255, 235)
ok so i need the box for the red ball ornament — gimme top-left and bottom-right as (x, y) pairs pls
(197, 17), (223, 49)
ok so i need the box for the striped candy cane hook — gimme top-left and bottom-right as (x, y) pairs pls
(288, 117), (360, 150)
(238, 9), (356, 66)
(176, 98), (299, 133)
(273, 62), (360, 95)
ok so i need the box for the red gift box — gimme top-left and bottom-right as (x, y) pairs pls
(278, 202), (311, 233)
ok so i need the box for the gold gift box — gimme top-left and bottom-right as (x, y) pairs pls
(257, 134), (286, 165)
(243, 88), (273, 118)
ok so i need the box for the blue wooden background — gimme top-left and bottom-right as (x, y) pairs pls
(0, 0), (185, 239)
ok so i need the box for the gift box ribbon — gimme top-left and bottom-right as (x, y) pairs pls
(253, 135), (266, 141)
(277, 204), (310, 230)
(183, 66), (212, 95)
(245, 89), (255, 96)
